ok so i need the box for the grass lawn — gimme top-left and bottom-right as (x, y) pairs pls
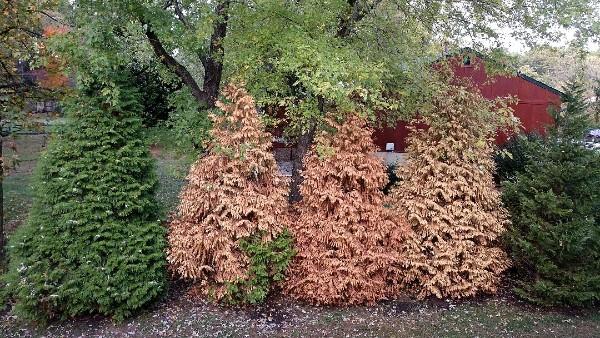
(1, 134), (599, 338)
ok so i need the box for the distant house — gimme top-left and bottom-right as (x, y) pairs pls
(372, 52), (562, 165)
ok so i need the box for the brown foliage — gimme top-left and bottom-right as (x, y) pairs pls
(389, 81), (512, 299)
(167, 84), (289, 300)
(284, 113), (408, 305)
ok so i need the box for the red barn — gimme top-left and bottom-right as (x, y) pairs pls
(373, 53), (562, 160)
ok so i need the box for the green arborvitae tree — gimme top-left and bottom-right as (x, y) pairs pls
(551, 80), (590, 140)
(3, 78), (167, 321)
(502, 142), (600, 306)
(494, 133), (545, 183)
(502, 82), (600, 306)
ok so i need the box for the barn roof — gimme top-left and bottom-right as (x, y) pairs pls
(516, 72), (563, 96)
(448, 47), (564, 97)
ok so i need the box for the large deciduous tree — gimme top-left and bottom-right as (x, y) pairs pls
(389, 77), (515, 299)
(55, 0), (600, 201)
(284, 113), (407, 305)
(167, 84), (293, 304)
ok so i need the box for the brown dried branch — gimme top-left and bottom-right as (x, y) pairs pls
(388, 82), (511, 299)
(284, 113), (408, 305)
(167, 84), (290, 300)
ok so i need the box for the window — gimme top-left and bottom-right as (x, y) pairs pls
(463, 55), (472, 67)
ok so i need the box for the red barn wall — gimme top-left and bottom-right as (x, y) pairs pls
(372, 56), (562, 152)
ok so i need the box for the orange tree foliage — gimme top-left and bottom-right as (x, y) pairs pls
(167, 84), (291, 303)
(284, 113), (407, 305)
(389, 80), (515, 299)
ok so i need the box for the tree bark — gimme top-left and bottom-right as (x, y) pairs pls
(201, 0), (231, 107)
(289, 125), (316, 203)
(144, 25), (212, 107)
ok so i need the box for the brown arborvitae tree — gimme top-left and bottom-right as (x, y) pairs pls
(167, 84), (290, 301)
(285, 113), (407, 305)
(389, 80), (514, 299)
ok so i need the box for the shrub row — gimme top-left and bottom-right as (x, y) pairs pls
(4, 80), (596, 323)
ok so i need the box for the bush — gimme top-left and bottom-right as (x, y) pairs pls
(389, 81), (512, 299)
(3, 79), (167, 321)
(502, 141), (600, 306)
(167, 84), (292, 304)
(284, 113), (407, 305)
(225, 230), (295, 305)
(163, 88), (212, 156)
(501, 79), (600, 306)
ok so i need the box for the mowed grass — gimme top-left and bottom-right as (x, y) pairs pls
(2, 134), (47, 235)
(1, 134), (599, 338)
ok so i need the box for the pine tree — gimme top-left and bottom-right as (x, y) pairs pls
(167, 84), (293, 304)
(389, 82), (512, 299)
(284, 114), (407, 305)
(3, 78), (166, 321)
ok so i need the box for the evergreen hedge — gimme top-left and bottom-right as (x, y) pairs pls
(3, 81), (167, 321)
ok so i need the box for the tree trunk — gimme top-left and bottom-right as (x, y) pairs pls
(289, 126), (315, 203)
(289, 97), (324, 202)
(143, 0), (231, 109)
(201, 0), (231, 106)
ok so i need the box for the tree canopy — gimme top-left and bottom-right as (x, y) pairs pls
(51, 0), (600, 123)
(42, 0), (598, 200)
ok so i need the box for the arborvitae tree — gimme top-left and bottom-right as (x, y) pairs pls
(502, 83), (600, 306)
(167, 84), (293, 304)
(551, 80), (590, 140)
(3, 79), (166, 321)
(494, 133), (545, 183)
(502, 142), (600, 306)
(389, 82), (513, 299)
(284, 114), (407, 305)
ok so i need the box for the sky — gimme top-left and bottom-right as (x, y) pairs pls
(497, 27), (600, 55)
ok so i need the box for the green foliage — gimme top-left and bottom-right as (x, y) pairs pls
(494, 133), (545, 183)
(502, 141), (600, 306)
(3, 78), (167, 321)
(382, 164), (400, 195)
(127, 62), (181, 126)
(53, 0), (600, 151)
(223, 230), (295, 305)
(224, 0), (435, 135)
(163, 88), (212, 156)
(551, 80), (590, 140)
(501, 81), (600, 306)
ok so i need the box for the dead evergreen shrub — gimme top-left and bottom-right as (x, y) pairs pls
(284, 113), (408, 305)
(167, 84), (293, 303)
(389, 81), (514, 299)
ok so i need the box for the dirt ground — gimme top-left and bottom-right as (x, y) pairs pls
(2, 282), (599, 338)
